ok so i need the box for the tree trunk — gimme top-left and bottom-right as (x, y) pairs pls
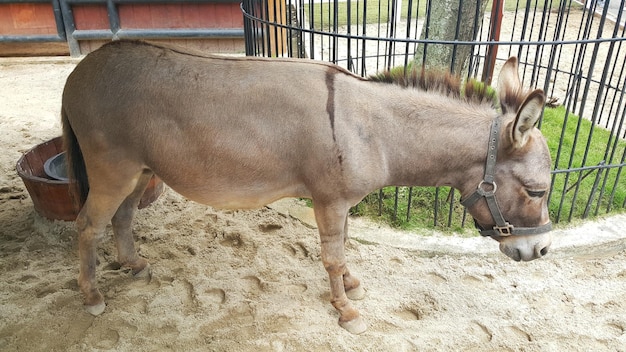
(413, 0), (489, 76)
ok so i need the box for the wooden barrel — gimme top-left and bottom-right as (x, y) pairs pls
(16, 137), (163, 221)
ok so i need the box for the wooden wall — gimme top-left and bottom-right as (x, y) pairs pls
(0, 1), (246, 56)
(0, 2), (68, 56)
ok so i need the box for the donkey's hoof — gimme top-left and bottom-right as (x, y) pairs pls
(339, 316), (367, 334)
(346, 285), (366, 300)
(133, 263), (151, 279)
(84, 301), (106, 316)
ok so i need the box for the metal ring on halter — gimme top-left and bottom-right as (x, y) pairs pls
(476, 180), (497, 197)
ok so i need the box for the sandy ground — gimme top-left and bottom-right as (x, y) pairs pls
(1, 54), (626, 352)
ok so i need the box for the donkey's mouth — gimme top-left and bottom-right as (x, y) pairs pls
(472, 219), (493, 236)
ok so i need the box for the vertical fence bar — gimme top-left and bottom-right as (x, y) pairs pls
(482, 0), (503, 84)
(107, 0), (120, 38)
(377, 189), (383, 216)
(59, 0), (80, 56)
(446, 189), (455, 228)
(52, 0), (67, 40)
(606, 79), (626, 212)
(583, 161), (605, 218)
(433, 187), (440, 227)
(449, 0), (462, 72)
(406, 187), (413, 222)
(392, 187), (399, 222)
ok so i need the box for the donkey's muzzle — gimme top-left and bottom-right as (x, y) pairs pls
(472, 218), (553, 239)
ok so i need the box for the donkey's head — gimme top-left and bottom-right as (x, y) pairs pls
(462, 57), (552, 262)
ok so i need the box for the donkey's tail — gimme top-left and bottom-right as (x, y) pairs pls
(62, 106), (89, 207)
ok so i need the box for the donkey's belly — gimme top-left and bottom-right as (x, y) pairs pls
(166, 181), (311, 210)
(137, 126), (318, 209)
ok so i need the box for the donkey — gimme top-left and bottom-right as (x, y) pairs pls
(62, 40), (552, 334)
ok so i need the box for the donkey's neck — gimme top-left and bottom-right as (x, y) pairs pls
(374, 89), (497, 190)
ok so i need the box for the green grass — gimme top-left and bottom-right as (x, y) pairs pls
(302, 1), (581, 31)
(542, 106), (626, 222)
(303, 0), (422, 31)
(351, 106), (626, 234)
(352, 186), (472, 235)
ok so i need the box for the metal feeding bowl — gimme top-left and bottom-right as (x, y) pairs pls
(16, 137), (163, 221)
(43, 151), (69, 182)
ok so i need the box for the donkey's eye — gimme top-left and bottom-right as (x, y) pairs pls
(527, 190), (546, 198)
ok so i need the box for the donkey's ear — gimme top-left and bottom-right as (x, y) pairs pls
(498, 57), (522, 112)
(510, 89), (546, 149)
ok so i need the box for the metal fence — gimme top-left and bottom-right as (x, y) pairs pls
(242, 0), (626, 229)
(0, 0), (244, 56)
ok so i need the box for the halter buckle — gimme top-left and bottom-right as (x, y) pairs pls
(493, 223), (514, 237)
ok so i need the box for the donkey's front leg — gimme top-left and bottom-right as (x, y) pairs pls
(315, 203), (367, 334)
(342, 215), (365, 301)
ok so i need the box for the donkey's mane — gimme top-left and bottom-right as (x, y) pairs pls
(369, 67), (499, 108)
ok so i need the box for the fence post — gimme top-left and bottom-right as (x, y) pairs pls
(481, 0), (503, 84)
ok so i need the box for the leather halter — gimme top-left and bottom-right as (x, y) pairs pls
(460, 117), (552, 238)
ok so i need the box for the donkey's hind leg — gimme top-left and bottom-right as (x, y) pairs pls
(77, 170), (145, 316)
(111, 170), (153, 278)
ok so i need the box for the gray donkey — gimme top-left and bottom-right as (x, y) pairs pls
(62, 40), (551, 334)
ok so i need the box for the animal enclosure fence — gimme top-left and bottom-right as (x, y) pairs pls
(242, 0), (626, 230)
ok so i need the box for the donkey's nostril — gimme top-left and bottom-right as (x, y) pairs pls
(540, 246), (549, 257)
